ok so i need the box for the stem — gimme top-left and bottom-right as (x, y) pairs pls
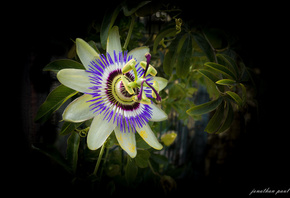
(148, 160), (161, 177)
(123, 15), (136, 51)
(93, 143), (106, 176)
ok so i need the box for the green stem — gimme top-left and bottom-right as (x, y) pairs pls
(148, 160), (161, 177)
(93, 142), (106, 176)
(123, 15), (136, 51)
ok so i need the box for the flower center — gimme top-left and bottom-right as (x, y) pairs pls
(107, 69), (139, 108)
(115, 77), (135, 101)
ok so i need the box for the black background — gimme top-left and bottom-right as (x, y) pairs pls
(9, 0), (288, 196)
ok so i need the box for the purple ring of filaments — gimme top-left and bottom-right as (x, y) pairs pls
(85, 50), (153, 133)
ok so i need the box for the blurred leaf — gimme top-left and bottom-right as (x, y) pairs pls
(60, 121), (83, 136)
(192, 32), (215, 62)
(216, 102), (234, 134)
(150, 154), (169, 166)
(240, 83), (247, 105)
(66, 132), (80, 173)
(43, 59), (85, 73)
(163, 50), (174, 75)
(153, 28), (176, 54)
(32, 144), (72, 173)
(186, 97), (223, 116)
(198, 69), (219, 83)
(135, 1), (162, 16)
(88, 40), (100, 54)
(34, 85), (78, 123)
(125, 158), (138, 184)
(226, 91), (243, 106)
(215, 79), (237, 86)
(216, 53), (239, 77)
(169, 83), (185, 100)
(204, 62), (237, 79)
(176, 34), (192, 78)
(105, 164), (120, 177)
(204, 102), (224, 133)
(134, 150), (150, 168)
(100, 5), (121, 49)
(122, 1), (151, 16)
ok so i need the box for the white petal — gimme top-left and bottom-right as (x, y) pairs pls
(57, 69), (92, 93)
(76, 38), (100, 70)
(136, 123), (163, 150)
(151, 76), (168, 91)
(128, 46), (149, 64)
(114, 128), (137, 158)
(106, 26), (122, 56)
(63, 94), (95, 122)
(87, 114), (117, 150)
(149, 103), (168, 122)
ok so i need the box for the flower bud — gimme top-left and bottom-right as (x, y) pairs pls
(161, 132), (177, 146)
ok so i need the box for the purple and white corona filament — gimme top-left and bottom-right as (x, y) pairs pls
(86, 50), (155, 133)
(57, 26), (168, 158)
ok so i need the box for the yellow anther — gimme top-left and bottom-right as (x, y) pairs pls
(140, 61), (157, 77)
(122, 59), (136, 74)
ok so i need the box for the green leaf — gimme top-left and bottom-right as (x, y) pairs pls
(226, 91), (243, 106)
(134, 150), (150, 168)
(153, 28), (176, 54)
(169, 83), (186, 100)
(239, 83), (247, 105)
(204, 102), (224, 133)
(186, 97), (223, 116)
(204, 62), (237, 79)
(198, 69), (219, 83)
(216, 53), (239, 78)
(88, 40), (100, 54)
(150, 153), (169, 166)
(176, 34), (192, 78)
(215, 79), (237, 86)
(43, 59), (85, 73)
(125, 158), (138, 184)
(163, 50), (174, 75)
(105, 164), (121, 177)
(216, 102), (234, 134)
(122, 1), (151, 16)
(100, 5), (121, 49)
(34, 85), (78, 123)
(32, 144), (72, 173)
(60, 121), (83, 136)
(191, 32), (215, 62)
(66, 132), (80, 173)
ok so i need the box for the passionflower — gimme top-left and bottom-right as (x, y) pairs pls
(57, 26), (168, 158)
